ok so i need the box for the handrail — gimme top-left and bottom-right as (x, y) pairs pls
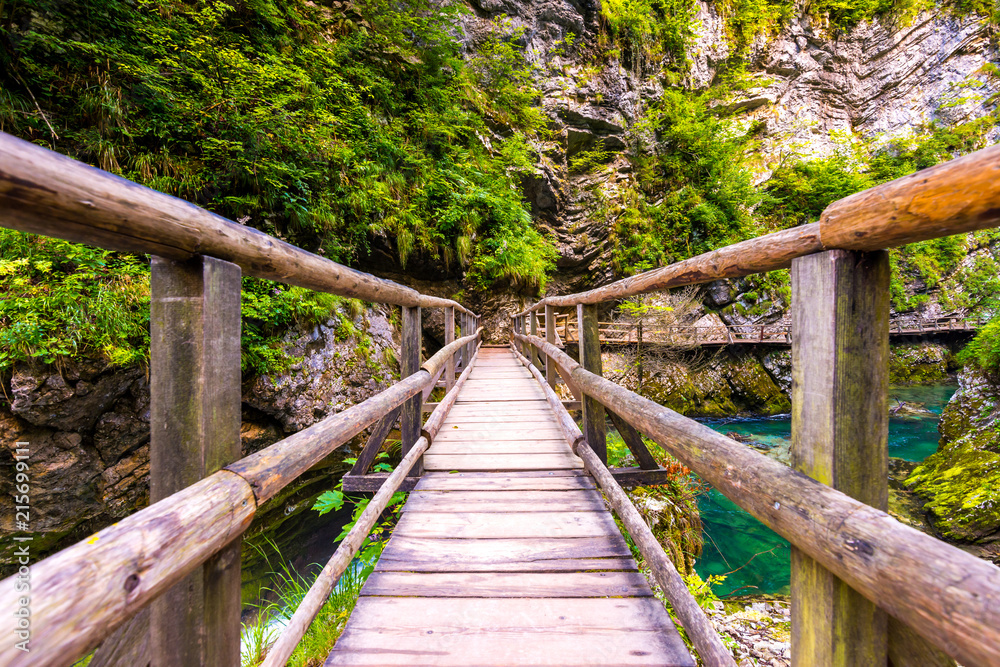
(514, 331), (1000, 667)
(262, 342), (481, 667)
(0, 330), (482, 667)
(0, 132), (475, 314)
(509, 344), (735, 667)
(514, 143), (1000, 315)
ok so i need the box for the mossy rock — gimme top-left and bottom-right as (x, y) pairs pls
(906, 369), (1000, 542)
(635, 352), (789, 417)
(889, 343), (953, 385)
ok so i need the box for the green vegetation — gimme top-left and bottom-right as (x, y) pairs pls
(0, 229), (372, 375)
(0, 230), (149, 370)
(0, 0), (553, 292)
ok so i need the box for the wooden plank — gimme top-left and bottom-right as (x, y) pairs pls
(427, 442), (572, 455)
(439, 416), (557, 425)
(423, 453), (584, 471)
(421, 469), (589, 478)
(149, 255), (242, 667)
(359, 571), (651, 598)
(415, 475), (596, 491)
(394, 511), (618, 538)
(433, 430), (565, 441)
(326, 598), (693, 667)
(791, 249), (889, 667)
(402, 490), (605, 512)
(374, 535), (634, 572)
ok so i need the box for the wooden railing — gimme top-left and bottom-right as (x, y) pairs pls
(549, 314), (984, 347)
(0, 132), (481, 667)
(511, 143), (1000, 667)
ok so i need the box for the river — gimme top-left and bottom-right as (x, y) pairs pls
(694, 385), (956, 597)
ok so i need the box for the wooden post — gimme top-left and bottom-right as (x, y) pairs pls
(529, 310), (540, 368)
(149, 255), (242, 667)
(578, 304), (606, 464)
(790, 249), (889, 667)
(545, 305), (557, 389)
(444, 307), (455, 392)
(401, 306), (423, 477)
(637, 320), (643, 389)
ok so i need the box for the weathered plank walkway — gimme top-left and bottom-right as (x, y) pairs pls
(325, 347), (694, 666)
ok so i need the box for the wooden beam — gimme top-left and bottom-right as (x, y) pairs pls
(791, 249), (889, 667)
(606, 410), (659, 470)
(820, 143), (1000, 251)
(349, 407), (402, 477)
(577, 304), (606, 465)
(402, 306), (423, 477)
(149, 255), (242, 667)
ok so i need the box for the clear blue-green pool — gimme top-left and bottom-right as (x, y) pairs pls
(694, 385), (956, 597)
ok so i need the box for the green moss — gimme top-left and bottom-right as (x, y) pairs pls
(906, 373), (1000, 542)
(636, 352), (789, 417)
(888, 344), (953, 385)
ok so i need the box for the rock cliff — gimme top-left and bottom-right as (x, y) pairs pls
(0, 306), (399, 571)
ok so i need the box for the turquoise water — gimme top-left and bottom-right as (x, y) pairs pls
(694, 385), (956, 597)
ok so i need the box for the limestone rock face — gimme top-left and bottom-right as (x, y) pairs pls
(907, 368), (1000, 544)
(243, 308), (398, 432)
(691, 6), (999, 162)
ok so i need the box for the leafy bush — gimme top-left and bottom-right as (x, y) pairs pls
(958, 318), (1000, 374)
(0, 229), (150, 370)
(0, 0), (553, 294)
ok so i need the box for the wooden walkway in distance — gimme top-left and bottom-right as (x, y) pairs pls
(325, 347), (694, 666)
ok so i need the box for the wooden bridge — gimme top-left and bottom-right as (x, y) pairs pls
(549, 315), (984, 348)
(1, 135), (1000, 667)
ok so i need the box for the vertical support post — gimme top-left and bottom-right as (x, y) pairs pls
(637, 319), (643, 389)
(149, 255), (242, 667)
(444, 307), (455, 392)
(529, 310), (540, 368)
(544, 304), (557, 389)
(790, 249), (889, 667)
(577, 303), (606, 464)
(401, 306), (423, 477)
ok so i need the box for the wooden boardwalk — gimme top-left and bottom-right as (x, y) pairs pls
(326, 348), (694, 666)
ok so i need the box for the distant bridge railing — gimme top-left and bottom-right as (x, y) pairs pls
(0, 132), (481, 667)
(512, 143), (1000, 667)
(551, 315), (985, 347)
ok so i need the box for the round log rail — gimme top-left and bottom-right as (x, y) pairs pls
(513, 143), (1000, 316)
(0, 330), (481, 667)
(263, 345), (481, 667)
(0, 132), (473, 313)
(0, 471), (257, 667)
(515, 331), (1000, 667)
(509, 346), (734, 667)
(226, 330), (480, 501)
